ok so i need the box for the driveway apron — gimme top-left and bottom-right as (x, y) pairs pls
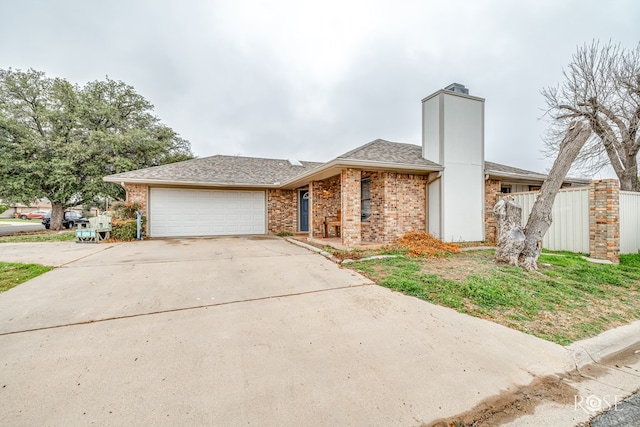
(0, 237), (574, 426)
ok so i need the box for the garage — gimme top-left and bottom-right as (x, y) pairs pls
(148, 188), (266, 237)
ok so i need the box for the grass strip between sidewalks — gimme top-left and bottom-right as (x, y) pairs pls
(348, 250), (640, 345)
(0, 232), (76, 243)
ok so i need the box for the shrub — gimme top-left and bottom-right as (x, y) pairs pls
(0, 204), (8, 215)
(110, 202), (141, 220)
(111, 219), (138, 241)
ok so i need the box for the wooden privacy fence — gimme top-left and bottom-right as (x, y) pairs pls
(497, 179), (639, 263)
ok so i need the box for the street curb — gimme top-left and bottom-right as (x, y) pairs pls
(284, 238), (401, 265)
(341, 255), (399, 264)
(284, 238), (339, 263)
(565, 319), (640, 369)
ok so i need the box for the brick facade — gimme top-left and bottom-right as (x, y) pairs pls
(267, 189), (297, 234)
(341, 168), (362, 246)
(361, 172), (427, 243)
(124, 184), (148, 213)
(304, 170), (430, 245)
(484, 179), (501, 242)
(386, 172), (427, 241)
(589, 179), (620, 264)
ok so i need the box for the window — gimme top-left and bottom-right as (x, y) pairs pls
(529, 185), (541, 191)
(500, 186), (511, 194)
(361, 178), (371, 221)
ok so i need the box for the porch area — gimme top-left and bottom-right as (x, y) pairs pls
(306, 168), (429, 247)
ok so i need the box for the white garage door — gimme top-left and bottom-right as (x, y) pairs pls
(149, 188), (266, 237)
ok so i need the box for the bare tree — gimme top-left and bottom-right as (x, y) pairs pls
(494, 123), (591, 270)
(542, 41), (640, 191)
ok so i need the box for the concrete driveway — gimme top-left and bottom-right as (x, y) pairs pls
(0, 237), (575, 426)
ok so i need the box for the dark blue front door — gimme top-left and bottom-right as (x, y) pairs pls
(300, 190), (309, 232)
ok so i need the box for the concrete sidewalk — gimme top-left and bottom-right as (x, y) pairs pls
(0, 238), (638, 426)
(497, 321), (640, 426)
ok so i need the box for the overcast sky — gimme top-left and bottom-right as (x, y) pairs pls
(1, 0), (638, 175)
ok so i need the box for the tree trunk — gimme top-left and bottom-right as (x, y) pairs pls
(619, 159), (640, 192)
(493, 197), (525, 266)
(50, 202), (65, 231)
(494, 122), (592, 270)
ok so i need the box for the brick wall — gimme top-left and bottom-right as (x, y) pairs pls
(267, 189), (297, 234)
(307, 170), (430, 245)
(380, 172), (427, 242)
(124, 184), (148, 214)
(341, 168), (361, 246)
(310, 175), (341, 238)
(589, 179), (620, 264)
(484, 179), (501, 242)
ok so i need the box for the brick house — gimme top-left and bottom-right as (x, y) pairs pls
(104, 84), (586, 246)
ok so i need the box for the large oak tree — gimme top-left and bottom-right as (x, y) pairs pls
(0, 68), (193, 229)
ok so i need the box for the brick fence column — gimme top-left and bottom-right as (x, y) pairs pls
(589, 179), (620, 264)
(341, 168), (361, 246)
(484, 179), (501, 242)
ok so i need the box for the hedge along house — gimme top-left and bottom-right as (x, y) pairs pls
(104, 84), (586, 246)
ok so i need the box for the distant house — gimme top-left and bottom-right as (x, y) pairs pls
(0, 200), (99, 219)
(104, 84), (587, 246)
(0, 200), (52, 219)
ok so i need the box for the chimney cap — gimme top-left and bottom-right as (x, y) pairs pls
(444, 83), (469, 94)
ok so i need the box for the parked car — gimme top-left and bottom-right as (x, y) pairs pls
(20, 210), (50, 220)
(42, 211), (89, 229)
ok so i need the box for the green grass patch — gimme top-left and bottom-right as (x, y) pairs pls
(348, 251), (640, 344)
(276, 231), (294, 237)
(0, 262), (53, 293)
(0, 232), (76, 243)
(0, 218), (41, 223)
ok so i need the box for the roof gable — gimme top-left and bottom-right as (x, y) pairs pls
(337, 139), (440, 168)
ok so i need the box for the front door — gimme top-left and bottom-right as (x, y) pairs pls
(299, 190), (309, 232)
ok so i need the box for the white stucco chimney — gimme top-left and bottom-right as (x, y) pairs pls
(422, 83), (485, 242)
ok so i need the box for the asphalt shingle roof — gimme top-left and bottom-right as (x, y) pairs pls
(484, 161), (588, 183)
(105, 155), (323, 186)
(337, 139), (441, 168)
(105, 139), (584, 187)
(484, 161), (548, 179)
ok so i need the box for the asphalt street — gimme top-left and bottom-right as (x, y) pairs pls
(590, 391), (640, 427)
(0, 222), (44, 235)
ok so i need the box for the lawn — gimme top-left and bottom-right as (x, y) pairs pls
(0, 232), (76, 243)
(0, 262), (52, 293)
(348, 250), (640, 345)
